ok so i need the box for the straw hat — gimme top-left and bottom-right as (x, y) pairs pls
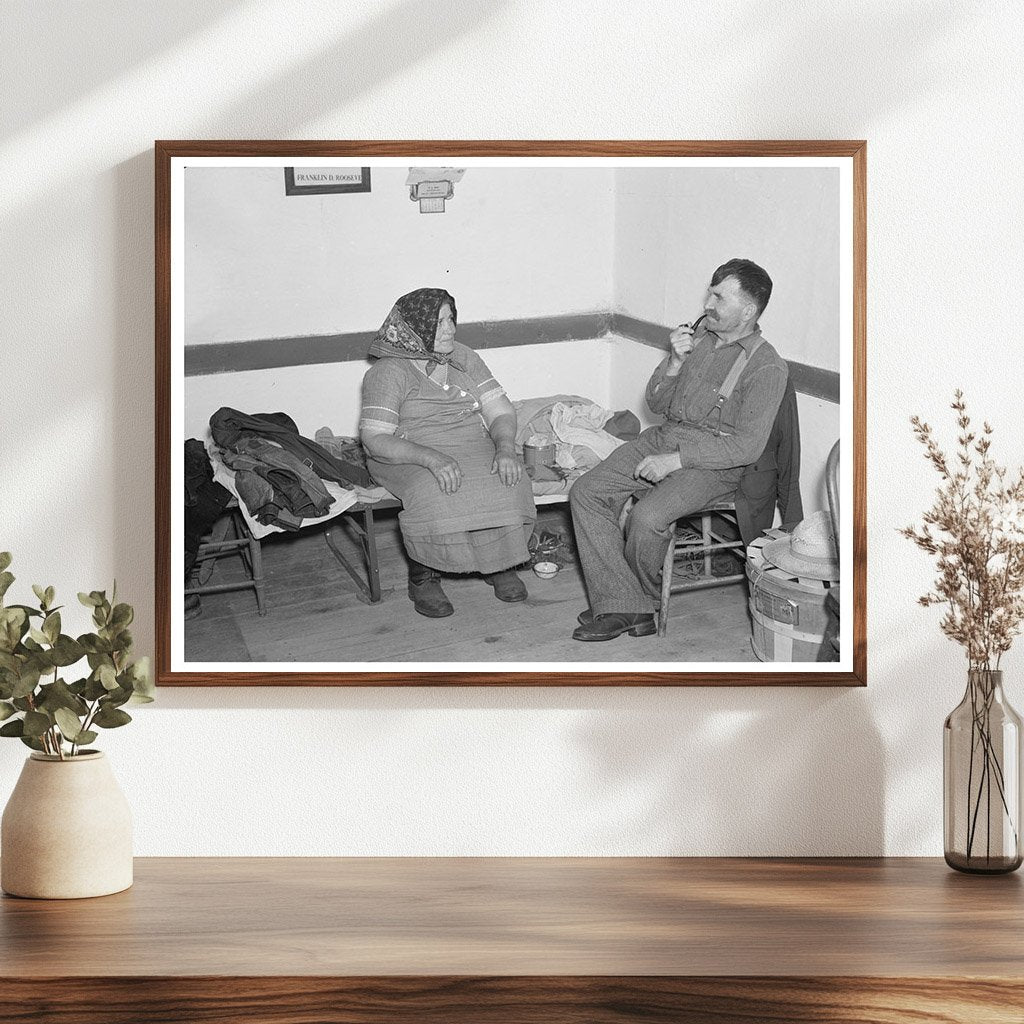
(762, 510), (840, 581)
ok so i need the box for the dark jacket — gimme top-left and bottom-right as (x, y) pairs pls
(734, 376), (802, 545)
(209, 408), (372, 488)
(184, 439), (231, 578)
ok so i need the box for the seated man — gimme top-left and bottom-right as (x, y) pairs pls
(569, 258), (788, 641)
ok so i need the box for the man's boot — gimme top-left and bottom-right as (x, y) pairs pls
(407, 560), (454, 618)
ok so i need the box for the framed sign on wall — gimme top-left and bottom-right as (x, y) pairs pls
(156, 140), (866, 687)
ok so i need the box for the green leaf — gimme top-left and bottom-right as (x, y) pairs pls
(127, 657), (155, 702)
(98, 664), (118, 691)
(11, 665), (41, 700)
(0, 700), (15, 721)
(93, 705), (132, 729)
(78, 633), (112, 655)
(0, 571), (14, 602)
(0, 651), (19, 673)
(28, 627), (49, 646)
(22, 710), (51, 738)
(104, 685), (132, 709)
(0, 552), (11, 573)
(50, 635), (86, 667)
(78, 591), (100, 607)
(8, 604), (42, 619)
(44, 586), (55, 608)
(19, 735), (45, 752)
(54, 707), (85, 742)
(0, 718), (24, 737)
(75, 730), (98, 746)
(83, 675), (108, 701)
(110, 603), (134, 630)
(32, 584), (48, 608)
(42, 611), (60, 644)
(36, 679), (88, 717)
(0, 606), (27, 651)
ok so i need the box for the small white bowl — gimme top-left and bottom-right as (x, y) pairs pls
(533, 561), (559, 579)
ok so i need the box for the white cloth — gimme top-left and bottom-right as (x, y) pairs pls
(548, 402), (625, 461)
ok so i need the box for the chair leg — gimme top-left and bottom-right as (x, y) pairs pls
(659, 530), (676, 638)
(249, 533), (267, 616)
(702, 512), (713, 579)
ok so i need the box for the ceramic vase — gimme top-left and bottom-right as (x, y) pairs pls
(1, 751), (133, 899)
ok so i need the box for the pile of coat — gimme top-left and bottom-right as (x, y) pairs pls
(209, 408), (372, 531)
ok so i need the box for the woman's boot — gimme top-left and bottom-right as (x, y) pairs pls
(482, 568), (528, 602)
(407, 560), (454, 617)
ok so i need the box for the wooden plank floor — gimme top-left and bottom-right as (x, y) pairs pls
(185, 507), (759, 665)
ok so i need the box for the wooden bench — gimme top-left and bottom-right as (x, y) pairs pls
(324, 490), (571, 603)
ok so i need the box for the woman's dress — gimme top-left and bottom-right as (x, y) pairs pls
(360, 344), (536, 573)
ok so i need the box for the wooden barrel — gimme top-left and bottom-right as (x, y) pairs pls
(746, 534), (837, 662)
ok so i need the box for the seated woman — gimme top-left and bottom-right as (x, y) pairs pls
(359, 288), (536, 618)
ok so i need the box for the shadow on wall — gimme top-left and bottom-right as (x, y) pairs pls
(570, 686), (884, 856)
(0, 1), (243, 139)
(192, 0), (508, 137)
(734, 2), (972, 133)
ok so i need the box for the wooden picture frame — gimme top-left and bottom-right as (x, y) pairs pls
(156, 140), (866, 686)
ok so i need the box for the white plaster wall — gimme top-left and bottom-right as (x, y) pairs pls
(185, 339), (614, 439)
(614, 167), (841, 370)
(2, 0), (1022, 856)
(186, 166), (615, 344)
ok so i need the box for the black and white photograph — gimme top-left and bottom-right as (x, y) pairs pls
(159, 143), (864, 684)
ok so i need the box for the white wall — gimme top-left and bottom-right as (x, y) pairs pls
(186, 166), (615, 343)
(3, 0), (1022, 857)
(614, 167), (841, 370)
(185, 339), (614, 439)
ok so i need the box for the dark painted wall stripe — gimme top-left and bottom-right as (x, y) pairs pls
(184, 311), (839, 404)
(184, 314), (611, 377)
(610, 313), (840, 404)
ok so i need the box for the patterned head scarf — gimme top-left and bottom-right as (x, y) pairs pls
(368, 288), (461, 370)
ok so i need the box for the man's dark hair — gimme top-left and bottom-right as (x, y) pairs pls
(711, 258), (773, 318)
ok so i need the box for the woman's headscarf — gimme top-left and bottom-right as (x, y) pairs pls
(368, 288), (460, 371)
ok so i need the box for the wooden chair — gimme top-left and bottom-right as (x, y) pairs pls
(186, 502), (268, 615)
(656, 502), (746, 637)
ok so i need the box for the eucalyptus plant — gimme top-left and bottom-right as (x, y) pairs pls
(0, 552), (153, 759)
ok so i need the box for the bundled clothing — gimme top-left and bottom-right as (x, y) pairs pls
(210, 408), (371, 487)
(184, 438), (231, 578)
(209, 408), (368, 531)
(360, 288), (535, 574)
(514, 395), (642, 472)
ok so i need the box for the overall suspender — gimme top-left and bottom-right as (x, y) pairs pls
(704, 336), (764, 436)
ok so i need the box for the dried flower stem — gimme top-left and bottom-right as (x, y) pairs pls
(903, 391), (1024, 864)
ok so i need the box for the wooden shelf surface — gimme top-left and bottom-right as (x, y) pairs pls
(3, 857), (1023, 1022)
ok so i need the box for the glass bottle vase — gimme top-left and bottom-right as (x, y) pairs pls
(944, 669), (1023, 873)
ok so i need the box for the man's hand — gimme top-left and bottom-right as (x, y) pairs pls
(634, 452), (683, 484)
(666, 323), (697, 373)
(491, 448), (523, 487)
(427, 453), (463, 494)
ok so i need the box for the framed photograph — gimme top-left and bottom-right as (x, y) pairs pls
(156, 141), (866, 686)
(283, 166), (371, 195)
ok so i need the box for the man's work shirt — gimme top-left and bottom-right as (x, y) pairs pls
(645, 324), (788, 471)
